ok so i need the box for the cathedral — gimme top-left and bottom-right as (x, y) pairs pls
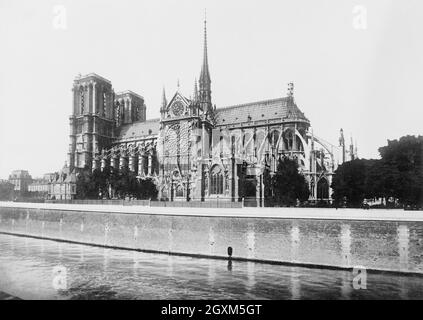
(64, 19), (356, 204)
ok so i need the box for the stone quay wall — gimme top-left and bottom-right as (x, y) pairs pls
(0, 205), (422, 274)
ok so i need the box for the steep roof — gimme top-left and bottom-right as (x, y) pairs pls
(115, 118), (160, 141)
(215, 97), (309, 126)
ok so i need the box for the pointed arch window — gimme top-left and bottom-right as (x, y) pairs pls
(115, 102), (121, 127)
(210, 165), (224, 195)
(175, 185), (184, 197)
(103, 92), (107, 117)
(80, 87), (85, 114)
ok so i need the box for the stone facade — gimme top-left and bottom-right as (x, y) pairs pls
(66, 20), (356, 204)
(47, 166), (76, 200)
(8, 170), (32, 195)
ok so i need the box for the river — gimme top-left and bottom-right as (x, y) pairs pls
(1, 233), (423, 299)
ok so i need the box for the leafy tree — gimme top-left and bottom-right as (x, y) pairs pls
(75, 166), (98, 199)
(272, 157), (309, 206)
(332, 159), (371, 207)
(96, 167), (158, 200)
(378, 135), (423, 206)
(0, 181), (14, 200)
(332, 135), (423, 208)
(138, 178), (158, 200)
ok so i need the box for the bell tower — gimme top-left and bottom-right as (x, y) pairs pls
(68, 73), (115, 171)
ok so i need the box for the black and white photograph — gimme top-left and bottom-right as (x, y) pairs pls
(0, 0), (422, 308)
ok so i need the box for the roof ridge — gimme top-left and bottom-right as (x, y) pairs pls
(218, 97), (289, 111)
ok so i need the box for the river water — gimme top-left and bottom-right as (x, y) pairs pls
(0, 233), (423, 300)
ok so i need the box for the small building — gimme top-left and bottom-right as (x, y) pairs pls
(8, 170), (32, 196)
(27, 173), (55, 199)
(48, 165), (77, 200)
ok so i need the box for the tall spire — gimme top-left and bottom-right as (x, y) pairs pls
(161, 86), (167, 112)
(199, 11), (211, 110)
(193, 78), (199, 102)
(200, 12), (210, 85)
(339, 128), (345, 163)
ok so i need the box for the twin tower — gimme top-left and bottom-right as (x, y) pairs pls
(67, 19), (213, 173)
(68, 74), (146, 171)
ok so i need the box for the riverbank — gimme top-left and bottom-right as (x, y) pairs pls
(1, 201), (423, 222)
(1, 203), (423, 274)
(2, 233), (422, 300)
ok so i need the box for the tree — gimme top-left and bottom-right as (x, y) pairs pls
(101, 167), (158, 200)
(378, 135), (423, 207)
(332, 135), (423, 208)
(332, 159), (371, 207)
(0, 181), (14, 200)
(75, 166), (98, 199)
(272, 157), (309, 206)
(138, 178), (158, 200)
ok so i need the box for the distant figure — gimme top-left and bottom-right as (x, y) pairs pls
(362, 199), (370, 210)
(227, 246), (233, 271)
(227, 246), (233, 258)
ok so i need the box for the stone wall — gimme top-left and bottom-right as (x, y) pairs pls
(0, 206), (422, 274)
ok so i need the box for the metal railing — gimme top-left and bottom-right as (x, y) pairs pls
(45, 198), (243, 208)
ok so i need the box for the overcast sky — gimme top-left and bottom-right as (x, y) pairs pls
(0, 0), (422, 178)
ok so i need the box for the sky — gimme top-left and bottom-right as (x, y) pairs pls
(0, 0), (422, 179)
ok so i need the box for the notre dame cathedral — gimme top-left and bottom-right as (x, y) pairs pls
(63, 19), (356, 203)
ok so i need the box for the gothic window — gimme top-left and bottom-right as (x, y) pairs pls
(283, 130), (293, 150)
(244, 133), (254, 155)
(135, 105), (140, 121)
(80, 88), (85, 114)
(255, 131), (265, 155)
(115, 103), (121, 127)
(210, 165), (224, 195)
(103, 92), (107, 117)
(317, 178), (329, 200)
(175, 185), (184, 197)
(162, 187), (168, 200)
(270, 130), (279, 148)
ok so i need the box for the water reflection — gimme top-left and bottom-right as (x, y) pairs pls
(166, 256), (173, 278)
(1, 234), (423, 300)
(341, 272), (352, 299)
(57, 242), (63, 261)
(398, 225), (409, 271)
(227, 259), (232, 272)
(246, 262), (255, 292)
(290, 267), (301, 300)
(399, 278), (408, 300)
(208, 227), (215, 256)
(79, 244), (84, 263)
(290, 224), (300, 262)
(247, 228), (255, 259)
(207, 258), (215, 285)
(341, 224), (351, 267)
